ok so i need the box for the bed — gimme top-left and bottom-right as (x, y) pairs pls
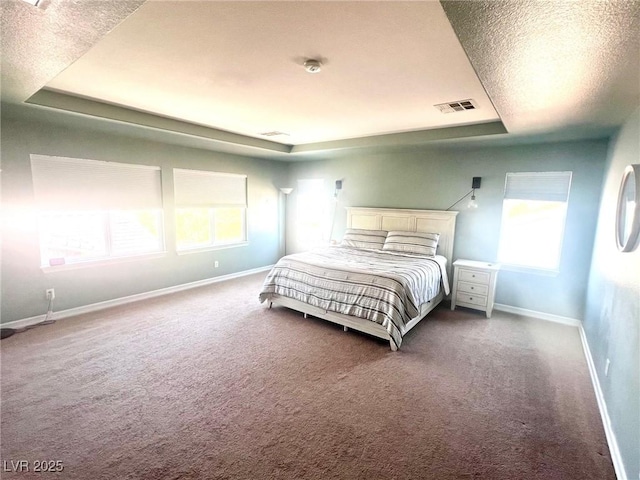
(259, 207), (458, 351)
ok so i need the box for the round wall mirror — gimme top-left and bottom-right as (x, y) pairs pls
(616, 164), (640, 252)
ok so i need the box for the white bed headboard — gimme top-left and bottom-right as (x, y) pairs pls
(345, 207), (458, 276)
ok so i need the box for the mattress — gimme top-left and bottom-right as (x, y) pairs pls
(259, 246), (449, 347)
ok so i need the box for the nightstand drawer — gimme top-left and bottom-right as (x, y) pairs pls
(457, 281), (488, 296)
(456, 292), (488, 307)
(459, 269), (490, 284)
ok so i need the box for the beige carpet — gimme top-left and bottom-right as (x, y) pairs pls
(1, 273), (614, 479)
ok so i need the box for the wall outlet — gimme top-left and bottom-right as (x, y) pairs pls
(45, 288), (55, 300)
(214, 261), (219, 268)
(605, 358), (610, 376)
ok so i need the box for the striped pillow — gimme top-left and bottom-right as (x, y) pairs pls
(341, 229), (388, 250)
(382, 231), (440, 257)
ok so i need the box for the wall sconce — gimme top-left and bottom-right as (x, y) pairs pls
(468, 177), (481, 209)
(280, 187), (293, 195)
(334, 180), (343, 198)
(447, 177), (482, 211)
(329, 180), (343, 242)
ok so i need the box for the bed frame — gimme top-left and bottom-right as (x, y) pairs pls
(268, 207), (459, 351)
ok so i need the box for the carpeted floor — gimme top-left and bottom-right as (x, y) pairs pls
(1, 272), (615, 479)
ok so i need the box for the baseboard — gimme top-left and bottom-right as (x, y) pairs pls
(494, 303), (625, 478)
(578, 325), (626, 480)
(3, 265), (273, 330)
(493, 303), (582, 327)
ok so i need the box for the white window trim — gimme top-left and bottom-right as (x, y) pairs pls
(176, 241), (249, 256)
(497, 171), (572, 273)
(174, 206), (248, 252)
(41, 251), (168, 273)
(173, 169), (248, 251)
(498, 263), (560, 277)
(31, 155), (166, 268)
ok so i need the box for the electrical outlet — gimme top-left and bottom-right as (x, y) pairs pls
(605, 358), (611, 376)
(45, 288), (55, 300)
(214, 261), (219, 268)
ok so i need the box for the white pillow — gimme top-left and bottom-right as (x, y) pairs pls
(341, 229), (388, 250)
(382, 231), (440, 256)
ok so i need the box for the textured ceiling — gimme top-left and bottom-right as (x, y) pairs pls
(441, 0), (640, 137)
(0, 0), (146, 104)
(2, 0), (639, 158)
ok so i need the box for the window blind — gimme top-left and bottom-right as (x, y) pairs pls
(173, 169), (247, 208)
(30, 155), (162, 211)
(504, 171), (572, 202)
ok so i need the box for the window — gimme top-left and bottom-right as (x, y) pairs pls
(296, 179), (330, 247)
(173, 169), (247, 251)
(30, 155), (164, 267)
(498, 172), (572, 271)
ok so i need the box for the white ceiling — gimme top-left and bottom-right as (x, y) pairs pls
(2, 0), (639, 157)
(43, 0), (499, 145)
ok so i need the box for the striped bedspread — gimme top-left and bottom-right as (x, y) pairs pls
(259, 246), (449, 348)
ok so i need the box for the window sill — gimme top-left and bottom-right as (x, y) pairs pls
(499, 263), (560, 277)
(177, 242), (249, 255)
(41, 251), (167, 273)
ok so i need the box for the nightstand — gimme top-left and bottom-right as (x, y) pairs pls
(451, 260), (500, 318)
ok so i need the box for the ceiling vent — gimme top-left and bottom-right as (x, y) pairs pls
(259, 131), (290, 137)
(435, 99), (477, 113)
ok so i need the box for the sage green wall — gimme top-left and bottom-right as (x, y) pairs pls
(0, 103), (611, 326)
(288, 139), (608, 320)
(584, 107), (639, 480)
(1, 106), (288, 324)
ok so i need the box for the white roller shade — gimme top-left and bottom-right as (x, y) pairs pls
(30, 155), (162, 211)
(504, 171), (572, 202)
(174, 169), (247, 208)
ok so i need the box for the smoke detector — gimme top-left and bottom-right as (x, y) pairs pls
(304, 59), (322, 73)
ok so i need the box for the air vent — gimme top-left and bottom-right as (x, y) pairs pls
(434, 99), (477, 113)
(259, 131), (290, 137)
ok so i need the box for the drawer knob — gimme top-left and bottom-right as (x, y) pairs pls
(472, 274), (476, 278)
(471, 287), (474, 290)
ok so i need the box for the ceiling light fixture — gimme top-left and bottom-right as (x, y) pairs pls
(304, 59), (322, 74)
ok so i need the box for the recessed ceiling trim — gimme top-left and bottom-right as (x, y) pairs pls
(26, 89), (292, 154)
(290, 121), (508, 154)
(24, 89), (508, 157)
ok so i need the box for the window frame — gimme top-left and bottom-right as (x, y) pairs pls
(30, 155), (166, 270)
(173, 169), (248, 253)
(175, 206), (248, 254)
(497, 171), (573, 275)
